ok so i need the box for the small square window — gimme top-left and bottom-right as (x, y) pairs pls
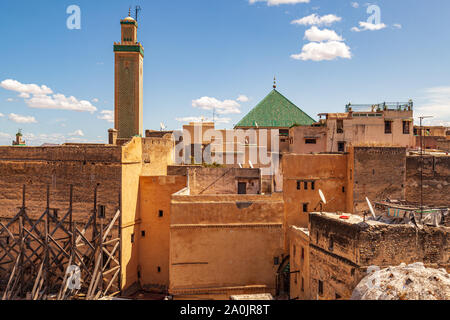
(158, 210), (164, 217)
(303, 203), (308, 213)
(311, 181), (315, 190)
(301, 277), (305, 292)
(305, 139), (317, 144)
(304, 182), (308, 190)
(297, 181), (301, 190)
(141, 230), (146, 237)
(301, 247), (304, 260)
(157, 266), (161, 273)
(342, 186), (345, 193)
(274, 257), (280, 265)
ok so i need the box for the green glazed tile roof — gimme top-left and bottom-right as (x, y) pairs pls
(235, 89), (315, 128)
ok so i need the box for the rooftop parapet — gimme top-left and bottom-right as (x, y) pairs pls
(345, 100), (413, 113)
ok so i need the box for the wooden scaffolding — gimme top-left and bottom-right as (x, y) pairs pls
(0, 185), (121, 300)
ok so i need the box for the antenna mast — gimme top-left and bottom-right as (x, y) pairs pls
(135, 5), (142, 22)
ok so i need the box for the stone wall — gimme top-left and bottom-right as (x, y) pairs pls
(352, 147), (406, 213)
(406, 155), (450, 207)
(0, 145), (122, 220)
(304, 212), (449, 300)
(437, 139), (450, 152)
(187, 167), (261, 195)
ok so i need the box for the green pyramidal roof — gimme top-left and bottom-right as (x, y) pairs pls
(235, 89), (315, 128)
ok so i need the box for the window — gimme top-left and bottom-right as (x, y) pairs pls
(337, 120), (344, 134)
(157, 267), (161, 273)
(318, 280), (324, 296)
(385, 121), (392, 134)
(338, 142), (345, 152)
(311, 181), (315, 190)
(342, 186), (346, 193)
(301, 277), (304, 292)
(131, 233), (135, 243)
(158, 210), (164, 218)
(141, 230), (146, 237)
(403, 121), (410, 134)
(329, 237), (334, 252)
(316, 231), (319, 244)
(305, 139), (317, 144)
(297, 181), (301, 190)
(274, 257), (280, 265)
(303, 203), (309, 213)
(301, 247), (304, 260)
(238, 182), (247, 195)
(304, 181), (308, 190)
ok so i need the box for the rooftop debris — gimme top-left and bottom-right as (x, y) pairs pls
(351, 263), (450, 300)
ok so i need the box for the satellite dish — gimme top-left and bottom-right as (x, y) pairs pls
(255, 122), (259, 128)
(160, 122), (166, 131)
(249, 160), (254, 168)
(319, 189), (327, 204)
(238, 163), (243, 168)
(366, 197), (376, 218)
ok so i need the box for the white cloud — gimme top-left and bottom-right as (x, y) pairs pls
(351, 21), (387, 32)
(291, 41), (352, 61)
(291, 14), (342, 26)
(0, 132), (11, 139)
(237, 95), (249, 103)
(0, 79), (97, 113)
(304, 26), (343, 42)
(416, 86), (450, 125)
(192, 96), (241, 115)
(351, 2), (359, 8)
(176, 116), (231, 124)
(98, 110), (114, 123)
(68, 129), (84, 137)
(8, 113), (37, 124)
(393, 24), (402, 29)
(26, 94), (97, 113)
(0, 113), (4, 117)
(249, 0), (310, 6)
(6, 98), (14, 102)
(92, 98), (99, 103)
(0, 79), (53, 96)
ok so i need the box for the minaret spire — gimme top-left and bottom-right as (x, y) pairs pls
(273, 76), (277, 89)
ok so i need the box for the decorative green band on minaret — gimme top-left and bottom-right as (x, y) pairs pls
(113, 45), (144, 57)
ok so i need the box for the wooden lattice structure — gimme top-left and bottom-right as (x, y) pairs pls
(0, 185), (121, 300)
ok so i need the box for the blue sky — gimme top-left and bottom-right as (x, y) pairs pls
(1, 0), (450, 145)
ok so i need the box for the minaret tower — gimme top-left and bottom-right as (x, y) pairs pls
(113, 11), (144, 139)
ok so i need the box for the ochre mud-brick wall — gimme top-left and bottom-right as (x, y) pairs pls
(406, 155), (450, 207)
(0, 146), (122, 221)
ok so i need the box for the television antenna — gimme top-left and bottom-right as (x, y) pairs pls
(135, 5), (142, 22)
(418, 115), (433, 221)
(366, 197), (376, 219)
(318, 189), (327, 213)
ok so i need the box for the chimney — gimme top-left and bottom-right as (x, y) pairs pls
(108, 128), (118, 145)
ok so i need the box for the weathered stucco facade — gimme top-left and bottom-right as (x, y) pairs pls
(169, 192), (284, 299)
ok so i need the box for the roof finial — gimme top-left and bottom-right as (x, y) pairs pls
(128, 7), (131, 17)
(273, 76), (277, 89)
